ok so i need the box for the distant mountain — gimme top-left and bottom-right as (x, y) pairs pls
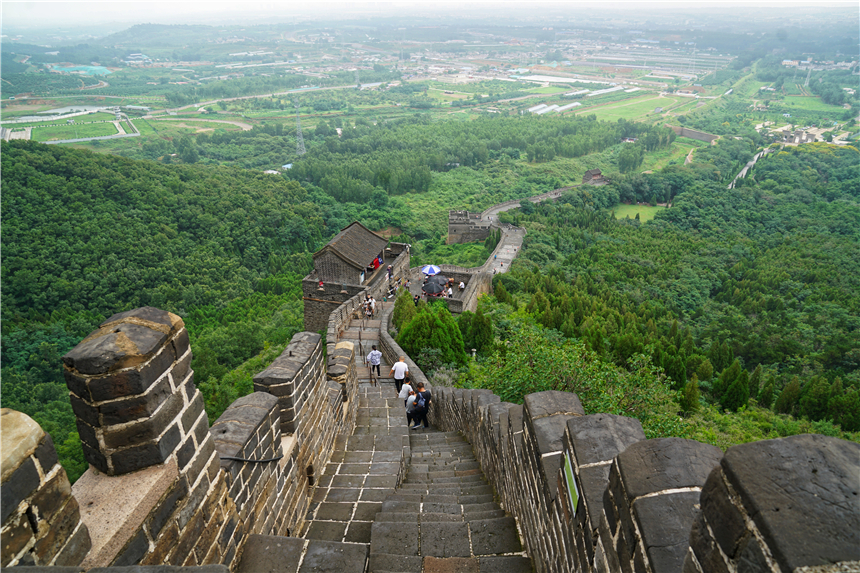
(97, 23), (222, 48)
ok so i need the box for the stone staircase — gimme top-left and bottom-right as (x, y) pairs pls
(238, 309), (531, 572)
(369, 429), (531, 573)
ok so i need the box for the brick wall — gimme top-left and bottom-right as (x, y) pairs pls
(1, 410), (91, 567)
(426, 385), (860, 573)
(667, 125), (719, 144)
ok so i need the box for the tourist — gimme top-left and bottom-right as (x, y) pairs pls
(405, 389), (418, 428)
(398, 377), (413, 407)
(411, 382), (432, 430)
(389, 356), (409, 393)
(413, 294), (420, 306)
(366, 345), (382, 381)
(369, 296), (376, 317)
(447, 286), (453, 298)
(459, 281), (465, 292)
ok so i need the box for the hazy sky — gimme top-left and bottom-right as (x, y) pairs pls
(2, 0), (857, 32)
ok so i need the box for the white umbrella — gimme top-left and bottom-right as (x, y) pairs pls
(421, 265), (441, 276)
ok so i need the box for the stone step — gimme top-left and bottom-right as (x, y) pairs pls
(402, 474), (486, 485)
(397, 484), (493, 496)
(476, 555), (534, 572)
(469, 516), (522, 556)
(237, 534), (368, 573)
(368, 553), (423, 573)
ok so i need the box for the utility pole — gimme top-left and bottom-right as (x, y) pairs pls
(295, 104), (306, 156)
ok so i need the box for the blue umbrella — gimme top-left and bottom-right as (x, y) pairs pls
(421, 265), (441, 276)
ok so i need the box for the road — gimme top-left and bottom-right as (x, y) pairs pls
(151, 117), (254, 131)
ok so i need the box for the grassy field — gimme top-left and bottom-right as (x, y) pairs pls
(32, 122), (118, 141)
(1, 111), (118, 128)
(783, 96), (846, 113)
(582, 94), (673, 122)
(637, 138), (706, 172)
(612, 203), (666, 222)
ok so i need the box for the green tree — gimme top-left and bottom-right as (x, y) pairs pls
(680, 373), (701, 413)
(696, 358), (714, 381)
(748, 364), (763, 399)
(759, 377), (775, 408)
(800, 376), (832, 421)
(398, 303), (468, 368)
(829, 387), (860, 432)
(721, 369), (749, 412)
(392, 289), (417, 330)
(774, 376), (801, 415)
(714, 359), (742, 396)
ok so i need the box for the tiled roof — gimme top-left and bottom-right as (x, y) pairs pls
(314, 222), (388, 269)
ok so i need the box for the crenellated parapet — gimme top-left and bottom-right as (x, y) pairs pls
(426, 385), (860, 573)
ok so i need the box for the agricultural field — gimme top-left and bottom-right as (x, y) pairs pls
(31, 122), (119, 141)
(612, 203), (667, 222)
(783, 95), (848, 113)
(581, 94), (673, 122)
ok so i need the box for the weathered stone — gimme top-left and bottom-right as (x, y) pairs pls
(69, 392), (100, 427)
(299, 539), (368, 573)
(615, 438), (722, 500)
(421, 521), (471, 558)
(700, 467), (746, 558)
(101, 306), (176, 330)
(51, 522), (91, 567)
(110, 528), (149, 566)
(633, 491), (701, 572)
(567, 414), (645, 467)
(235, 534), (304, 573)
(110, 423), (181, 475)
(99, 374), (173, 426)
(34, 433), (59, 475)
(524, 390), (584, 420)
(32, 496), (81, 564)
(103, 393), (183, 449)
(470, 517), (521, 556)
(424, 556), (480, 573)
(63, 322), (168, 375)
(30, 468), (72, 525)
(721, 434), (860, 570)
(86, 346), (175, 402)
(1, 456), (39, 523)
(146, 475), (188, 537)
(1, 511), (34, 566)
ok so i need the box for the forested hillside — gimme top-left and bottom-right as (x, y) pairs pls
(491, 142), (860, 441)
(1, 140), (329, 482)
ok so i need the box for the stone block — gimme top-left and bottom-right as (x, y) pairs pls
(110, 528), (149, 566)
(720, 434), (860, 569)
(85, 347), (175, 403)
(146, 475), (188, 537)
(99, 374), (172, 426)
(299, 540), (367, 573)
(30, 468), (73, 525)
(103, 393), (183, 450)
(699, 468), (746, 559)
(615, 438), (722, 500)
(1, 456), (39, 523)
(34, 433), (59, 475)
(182, 393), (205, 434)
(524, 390), (584, 420)
(111, 423), (181, 475)
(52, 522), (92, 567)
(633, 491), (701, 572)
(1, 511), (34, 566)
(32, 496), (82, 564)
(236, 534), (304, 573)
(567, 414), (645, 467)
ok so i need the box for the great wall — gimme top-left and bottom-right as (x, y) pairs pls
(2, 189), (858, 573)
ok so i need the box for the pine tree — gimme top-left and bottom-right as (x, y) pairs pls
(774, 376), (801, 415)
(714, 359), (741, 396)
(471, 309), (493, 354)
(830, 387), (860, 432)
(759, 377), (775, 408)
(695, 358), (714, 381)
(749, 364), (763, 400)
(800, 376), (831, 421)
(721, 373), (750, 412)
(680, 374), (701, 413)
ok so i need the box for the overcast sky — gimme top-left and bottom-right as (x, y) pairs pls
(3, 0), (857, 32)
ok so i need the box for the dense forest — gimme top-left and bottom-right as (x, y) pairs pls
(490, 142), (860, 433)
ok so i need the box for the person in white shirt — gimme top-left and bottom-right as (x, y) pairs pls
(366, 345), (382, 382)
(369, 297), (376, 317)
(389, 356), (409, 393)
(398, 379), (413, 406)
(447, 286), (453, 298)
(459, 281), (465, 292)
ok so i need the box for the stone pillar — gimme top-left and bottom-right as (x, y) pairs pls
(62, 306), (198, 476)
(1, 409), (91, 567)
(603, 438), (722, 573)
(686, 434), (860, 573)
